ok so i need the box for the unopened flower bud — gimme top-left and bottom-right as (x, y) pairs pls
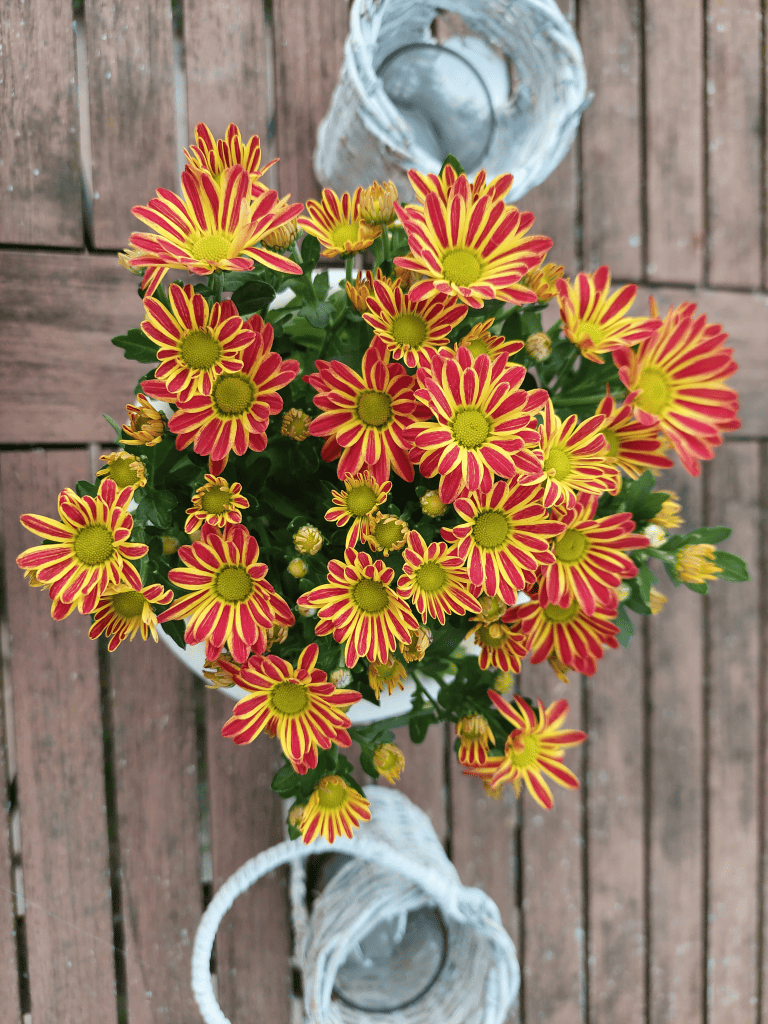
(161, 534), (180, 556)
(420, 490), (446, 517)
(373, 743), (405, 783)
(674, 543), (722, 585)
(262, 216), (299, 251)
(525, 332), (552, 361)
(288, 803), (306, 829)
(293, 524), (323, 555)
(287, 557), (308, 579)
(616, 583), (631, 602)
(330, 668), (351, 687)
(281, 408), (312, 441)
(643, 523), (666, 547)
(359, 180), (398, 225)
(648, 586), (667, 615)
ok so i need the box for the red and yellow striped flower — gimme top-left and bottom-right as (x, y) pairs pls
(406, 346), (546, 504)
(88, 582), (174, 653)
(396, 531), (482, 625)
(504, 596), (619, 677)
(299, 775), (372, 845)
(595, 390), (674, 478)
(462, 754), (506, 799)
(556, 265), (659, 364)
(324, 471), (392, 547)
(456, 714), (495, 767)
(613, 300), (741, 476)
(96, 451), (147, 492)
(298, 547), (419, 668)
(183, 121), (278, 196)
(122, 394), (167, 447)
(395, 173), (551, 309)
(17, 479), (148, 619)
(456, 318), (524, 362)
(298, 187), (381, 258)
(441, 478), (563, 603)
(519, 261), (564, 302)
(537, 399), (620, 507)
(184, 474), (249, 534)
(407, 165), (515, 208)
(538, 493), (649, 615)
(220, 644), (362, 773)
(158, 522), (294, 664)
(306, 338), (428, 484)
(467, 617), (530, 673)
(129, 164), (302, 296)
(484, 692), (586, 809)
(361, 276), (468, 368)
(141, 283), (255, 402)
(150, 316), (299, 475)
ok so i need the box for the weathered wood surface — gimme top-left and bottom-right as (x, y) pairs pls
(0, 681), (21, 1024)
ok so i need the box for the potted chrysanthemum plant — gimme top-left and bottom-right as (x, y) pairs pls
(16, 124), (748, 845)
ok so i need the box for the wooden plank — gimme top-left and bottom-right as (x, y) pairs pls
(206, 692), (292, 1023)
(387, 724), (447, 847)
(706, 442), (760, 1021)
(705, 1), (763, 289)
(0, 449), (118, 1024)
(647, 463), (704, 1024)
(84, 0), (177, 250)
(586, 630), (645, 1024)
(271, 0), (349, 204)
(184, 0), (277, 188)
(518, 658), (584, 1024)
(579, 0), (643, 279)
(108, 638), (202, 1023)
(0, 704), (21, 1024)
(0, 0), (82, 246)
(644, 0), (705, 284)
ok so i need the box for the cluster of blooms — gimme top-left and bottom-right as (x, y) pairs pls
(17, 123), (744, 841)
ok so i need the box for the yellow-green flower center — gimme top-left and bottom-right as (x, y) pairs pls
(212, 373), (255, 416)
(635, 367), (672, 416)
(544, 444), (572, 480)
(107, 458), (141, 488)
(472, 510), (509, 550)
(330, 222), (360, 250)
(450, 408), (491, 449)
(543, 600), (580, 623)
(442, 247), (483, 287)
(74, 524), (115, 566)
(391, 312), (428, 351)
(180, 328), (222, 370)
(346, 484), (377, 517)
(554, 529), (589, 564)
(214, 565), (254, 603)
(191, 232), (231, 263)
(476, 624), (508, 648)
(506, 732), (541, 768)
(465, 337), (490, 357)
(111, 590), (146, 619)
(201, 486), (230, 514)
(374, 520), (404, 549)
(317, 776), (348, 809)
(577, 320), (609, 348)
(352, 578), (389, 614)
(270, 680), (310, 715)
(357, 390), (392, 427)
(414, 560), (448, 593)
(601, 428), (620, 458)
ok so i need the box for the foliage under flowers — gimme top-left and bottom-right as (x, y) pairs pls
(18, 126), (749, 843)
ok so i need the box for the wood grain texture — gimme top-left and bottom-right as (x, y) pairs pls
(205, 692), (292, 1024)
(518, 658), (585, 1024)
(705, 1), (763, 288)
(0, 694), (21, 1024)
(271, 0), (349, 204)
(706, 442), (760, 1021)
(579, 0), (643, 278)
(586, 632), (644, 1024)
(0, 449), (118, 1024)
(84, 0), (177, 250)
(644, 0), (705, 284)
(109, 638), (202, 1024)
(0, 0), (82, 246)
(646, 464), (704, 1024)
(387, 723), (447, 847)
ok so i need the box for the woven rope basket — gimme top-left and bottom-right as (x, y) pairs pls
(192, 787), (520, 1023)
(314, 0), (591, 203)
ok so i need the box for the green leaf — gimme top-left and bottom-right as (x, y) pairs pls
(408, 713), (432, 745)
(300, 234), (321, 273)
(360, 748), (379, 779)
(112, 328), (158, 364)
(160, 618), (186, 650)
(231, 281), (276, 316)
(440, 154), (465, 177)
(635, 563), (657, 604)
(671, 526), (732, 547)
(221, 270), (257, 292)
(75, 479), (98, 498)
(713, 551), (750, 582)
(614, 603), (634, 647)
(302, 302), (334, 329)
(271, 762), (302, 798)
(103, 414), (122, 440)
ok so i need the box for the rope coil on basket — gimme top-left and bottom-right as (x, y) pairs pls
(191, 787), (520, 1024)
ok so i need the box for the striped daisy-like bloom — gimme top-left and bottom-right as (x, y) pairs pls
(298, 547), (419, 668)
(299, 775), (372, 845)
(394, 173), (551, 309)
(456, 714), (495, 767)
(467, 617), (531, 673)
(220, 644), (362, 773)
(141, 284), (255, 402)
(484, 692), (586, 810)
(96, 451), (147, 492)
(595, 391), (674, 478)
(17, 479), (148, 620)
(129, 164), (302, 297)
(556, 265), (660, 364)
(456, 318), (524, 362)
(538, 493), (649, 615)
(407, 165), (515, 208)
(519, 261), (564, 302)
(361, 276), (468, 368)
(298, 187), (381, 258)
(122, 393), (167, 447)
(158, 522), (294, 664)
(88, 583), (174, 653)
(504, 596), (619, 677)
(324, 471), (392, 547)
(537, 399), (620, 508)
(406, 346), (546, 504)
(183, 121), (278, 195)
(306, 338), (428, 484)
(613, 300), (740, 476)
(441, 478), (563, 603)
(396, 531), (482, 625)
(184, 474), (249, 534)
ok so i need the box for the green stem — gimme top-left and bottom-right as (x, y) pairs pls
(209, 270), (223, 305)
(552, 394), (610, 407)
(413, 674), (443, 717)
(345, 255), (354, 285)
(380, 225), (391, 268)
